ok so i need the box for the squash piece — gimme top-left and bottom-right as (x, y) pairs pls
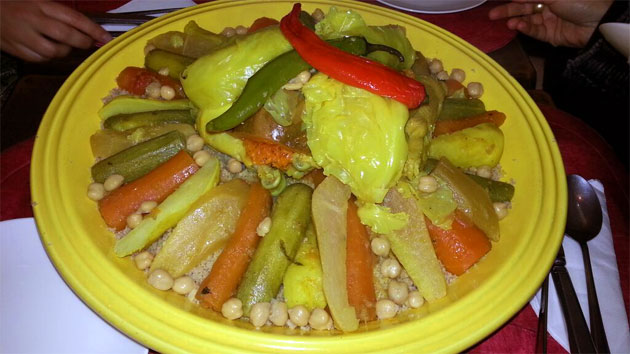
(311, 176), (359, 332)
(383, 188), (446, 301)
(431, 158), (500, 241)
(150, 179), (250, 277)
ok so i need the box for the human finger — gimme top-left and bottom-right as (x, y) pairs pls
(38, 16), (93, 49)
(20, 27), (73, 59)
(508, 17), (550, 44)
(488, 1), (542, 20)
(2, 41), (48, 62)
(42, 1), (111, 43)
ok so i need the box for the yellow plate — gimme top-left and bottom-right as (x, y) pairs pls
(31, 0), (566, 352)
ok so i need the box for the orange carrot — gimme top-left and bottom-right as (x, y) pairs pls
(433, 110), (506, 137)
(116, 66), (185, 98)
(425, 210), (491, 275)
(247, 17), (279, 33)
(98, 150), (198, 231)
(241, 137), (295, 170)
(445, 78), (465, 97)
(196, 182), (272, 311)
(346, 199), (377, 322)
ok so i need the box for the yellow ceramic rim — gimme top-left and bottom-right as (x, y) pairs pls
(31, 1), (567, 352)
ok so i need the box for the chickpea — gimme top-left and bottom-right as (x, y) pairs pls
(282, 82), (302, 91)
(172, 276), (195, 295)
(370, 237), (390, 256)
(227, 158), (243, 174)
(309, 308), (332, 330)
(193, 150), (212, 167)
(186, 134), (205, 152)
(288, 305), (310, 327)
(256, 217), (272, 237)
(450, 68), (466, 83)
(158, 67), (170, 77)
(467, 82), (484, 98)
(145, 81), (161, 99)
(148, 269), (173, 291)
(418, 175), (438, 193)
(134, 251), (153, 270)
(493, 202), (509, 220)
(406, 291), (425, 308)
(103, 174), (124, 191)
(476, 165), (493, 179)
(436, 70), (449, 81)
(269, 301), (288, 326)
(126, 213), (143, 229)
(138, 200), (158, 214)
(381, 258), (402, 278)
(428, 59), (443, 74)
(376, 299), (398, 319)
(297, 70), (311, 84)
(87, 182), (105, 201)
(222, 298), (243, 320)
(160, 85), (176, 100)
(388, 281), (409, 305)
(221, 26), (236, 37)
(235, 25), (248, 35)
(249, 302), (271, 327)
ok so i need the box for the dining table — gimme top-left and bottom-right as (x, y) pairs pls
(0, 0), (628, 353)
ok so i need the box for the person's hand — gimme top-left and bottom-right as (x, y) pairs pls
(488, 0), (613, 48)
(0, 0), (112, 62)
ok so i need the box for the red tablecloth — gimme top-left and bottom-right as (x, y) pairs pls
(1, 105), (627, 352)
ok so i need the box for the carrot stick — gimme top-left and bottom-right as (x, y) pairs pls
(346, 199), (377, 322)
(99, 150), (198, 231)
(196, 182), (272, 311)
(247, 17), (279, 33)
(433, 110), (506, 137)
(425, 210), (491, 275)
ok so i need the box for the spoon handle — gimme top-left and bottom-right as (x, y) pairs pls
(536, 276), (549, 353)
(551, 245), (596, 353)
(581, 242), (610, 353)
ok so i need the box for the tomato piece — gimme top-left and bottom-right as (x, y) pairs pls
(116, 66), (185, 98)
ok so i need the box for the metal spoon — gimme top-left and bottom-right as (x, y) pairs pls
(565, 174), (608, 353)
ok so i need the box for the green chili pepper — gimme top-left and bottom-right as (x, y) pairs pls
(206, 36), (403, 132)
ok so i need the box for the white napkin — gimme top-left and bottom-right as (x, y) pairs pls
(529, 180), (630, 353)
(0, 218), (148, 354)
(102, 0), (198, 32)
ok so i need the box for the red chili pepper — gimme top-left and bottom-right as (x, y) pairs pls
(279, 3), (425, 108)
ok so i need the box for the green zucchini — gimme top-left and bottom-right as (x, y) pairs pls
(423, 158), (515, 202)
(91, 130), (186, 183)
(103, 110), (194, 131)
(437, 97), (486, 121)
(144, 49), (194, 80)
(98, 96), (192, 120)
(466, 174), (515, 202)
(236, 183), (313, 315)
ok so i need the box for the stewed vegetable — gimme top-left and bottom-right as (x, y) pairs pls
(87, 3), (514, 332)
